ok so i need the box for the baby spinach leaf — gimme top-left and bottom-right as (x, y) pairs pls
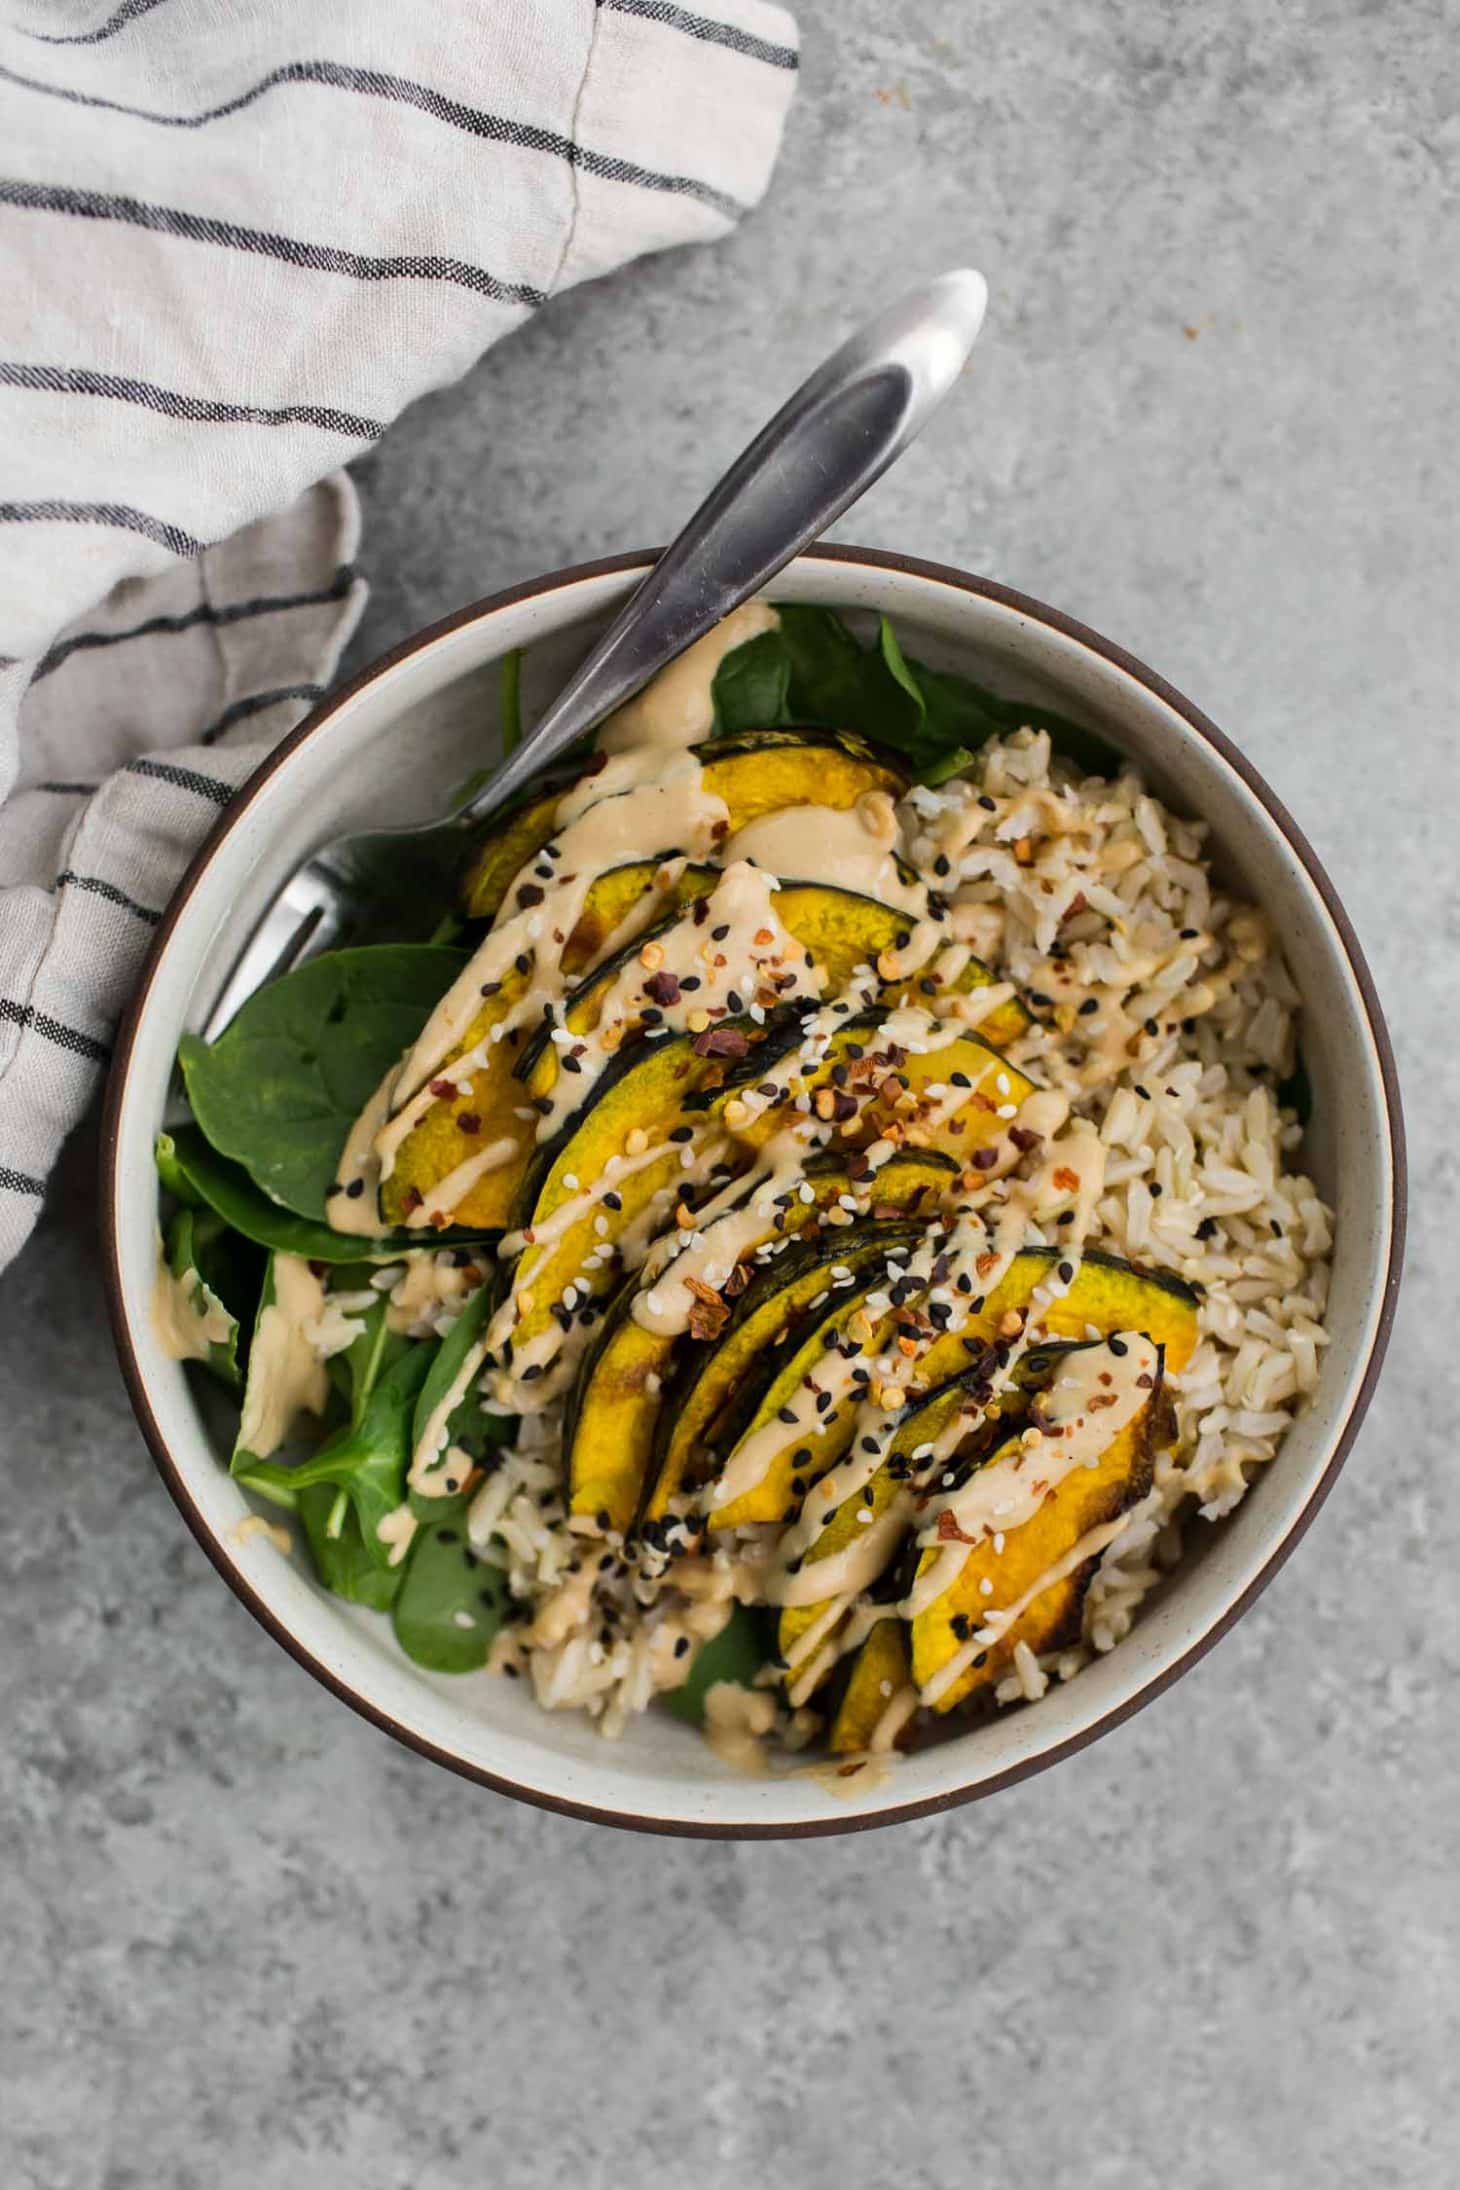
(392, 1504), (507, 1673)
(236, 1332), (436, 1562)
(177, 944), (466, 1221)
(1277, 1051), (1313, 1127)
(298, 1482), (404, 1612)
(163, 1204), (260, 1390)
(712, 628), (792, 734)
(665, 1604), (776, 1727)
(156, 1125), (502, 1262)
(409, 1280), (498, 1471)
(711, 602), (1120, 782)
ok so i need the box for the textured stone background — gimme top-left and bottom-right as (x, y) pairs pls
(2, 4), (1455, 2185)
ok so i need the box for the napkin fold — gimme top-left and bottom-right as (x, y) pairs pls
(0, 0), (798, 1266)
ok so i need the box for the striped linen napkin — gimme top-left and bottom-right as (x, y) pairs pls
(0, 0), (798, 1267)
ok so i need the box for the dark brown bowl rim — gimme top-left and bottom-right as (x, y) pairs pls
(99, 545), (1406, 1840)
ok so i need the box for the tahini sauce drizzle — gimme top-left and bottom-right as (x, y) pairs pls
(596, 601), (780, 755)
(150, 1235), (233, 1362)
(235, 1254), (330, 1460)
(723, 790), (925, 916)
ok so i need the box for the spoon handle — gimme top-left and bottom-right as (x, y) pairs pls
(460, 267), (987, 825)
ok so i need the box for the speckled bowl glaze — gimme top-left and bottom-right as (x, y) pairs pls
(102, 548), (1404, 1836)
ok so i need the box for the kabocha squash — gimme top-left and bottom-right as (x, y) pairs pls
(890, 1248), (1199, 1403)
(501, 1032), (739, 1376)
(709, 1245), (1196, 1535)
(775, 1338), (1100, 1696)
(380, 862), (716, 1229)
(460, 781), (570, 924)
(462, 729), (907, 922)
(395, 730), (915, 1229)
(775, 1363), (1028, 1695)
(827, 1618), (911, 1757)
(519, 884), (1029, 1111)
(643, 1212), (932, 1527)
(703, 1008), (1037, 1160)
(908, 1362), (1166, 1714)
(565, 1150), (958, 1533)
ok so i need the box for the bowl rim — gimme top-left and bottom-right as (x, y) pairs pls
(99, 543), (1407, 1839)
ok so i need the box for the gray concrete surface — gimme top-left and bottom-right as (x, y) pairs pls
(3, 4), (1456, 2185)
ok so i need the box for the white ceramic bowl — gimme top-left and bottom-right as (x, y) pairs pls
(102, 548), (1405, 1836)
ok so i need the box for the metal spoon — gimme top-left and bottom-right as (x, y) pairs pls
(203, 268), (988, 1037)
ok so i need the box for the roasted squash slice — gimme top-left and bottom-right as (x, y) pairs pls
(644, 1214), (928, 1526)
(500, 1030), (747, 1375)
(908, 1358), (1166, 1714)
(565, 1150), (957, 1532)
(827, 1618), (912, 1756)
(380, 862), (717, 1229)
(892, 1247), (1199, 1401)
(708, 1245), (1196, 1537)
(519, 886), (1028, 1110)
(707, 1008), (1037, 1160)
(462, 729), (906, 922)
(775, 1339), (1092, 1696)
(460, 782), (571, 924)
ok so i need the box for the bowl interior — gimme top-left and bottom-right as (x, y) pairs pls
(106, 552), (1399, 1833)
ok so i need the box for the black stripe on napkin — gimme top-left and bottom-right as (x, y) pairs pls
(599, 0), (799, 70)
(0, 498), (202, 556)
(0, 178), (548, 306)
(0, 997), (112, 1064)
(198, 683), (323, 746)
(21, 0), (169, 46)
(127, 758), (235, 806)
(55, 870), (161, 924)
(0, 360), (382, 441)
(32, 565), (357, 683)
(0, 63), (748, 220)
(0, 1166), (46, 1197)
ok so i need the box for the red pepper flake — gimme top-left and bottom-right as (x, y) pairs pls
(1053, 1165), (1081, 1192)
(692, 1026), (749, 1059)
(936, 1510), (980, 1545)
(429, 1079), (458, 1100)
(456, 1111), (482, 1136)
(402, 1185), (423, 1213)
(1009, 1125), (1043, 1153)
(516, 882), (545, 908)
(1135, 1372), (1154, 1389)
(643, 970), (682, 1007)
(1063, 891), (1088, 919)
